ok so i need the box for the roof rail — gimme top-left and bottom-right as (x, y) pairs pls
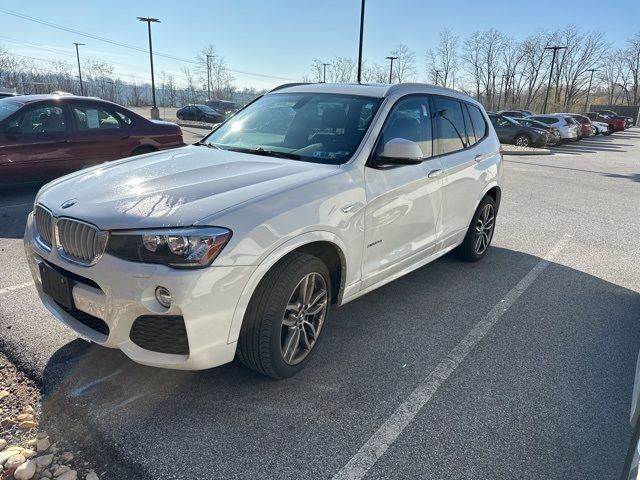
(269, 82), (313, 93)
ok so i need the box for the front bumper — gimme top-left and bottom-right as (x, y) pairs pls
(23, 212), (256, 370)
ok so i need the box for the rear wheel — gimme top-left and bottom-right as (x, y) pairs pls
(177, 113), (184, 120)
(514, 134), (531, 147)
(237, 253), (331, 379)
(454, 196), (497, 262)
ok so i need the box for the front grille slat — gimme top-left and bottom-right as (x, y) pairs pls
(56, 218), (106, 266)
(34, 206), (53, 248)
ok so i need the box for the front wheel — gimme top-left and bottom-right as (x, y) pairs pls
(454, 196), (497, 262)
(514, 134), (531, 147)
(237, 253), (331, 379)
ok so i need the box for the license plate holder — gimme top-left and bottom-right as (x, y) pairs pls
(39, 262), (75, 309)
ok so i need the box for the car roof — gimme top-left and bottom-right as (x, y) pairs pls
(270, 82), (481, 105)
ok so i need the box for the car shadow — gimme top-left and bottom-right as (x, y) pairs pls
(37, 246), (640, 480)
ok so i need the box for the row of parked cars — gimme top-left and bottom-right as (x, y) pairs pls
(488, 108), (633, 148)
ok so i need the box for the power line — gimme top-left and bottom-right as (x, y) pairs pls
(0, 7), (297, 81)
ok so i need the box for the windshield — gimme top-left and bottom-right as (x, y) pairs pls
(0, 100), (21, 122)
(202, 93), (383, 164)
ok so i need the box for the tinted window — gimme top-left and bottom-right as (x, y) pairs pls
(467, 104), (487, 140)
(489, 115), (511, 128)
(0, 101), (21, 123)
(72, 105), (121, 130)
(379, 95), (433, 158)
(7, 104), (67, 134)
(462, 103), (476, 146)
(115, 110), (133, 125)
(532, 117), (556, 125)
(434, 97), (467, 155)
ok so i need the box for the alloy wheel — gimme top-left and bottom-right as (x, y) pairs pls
(280, 272), (328, 365)
(474, 203), (495, 255)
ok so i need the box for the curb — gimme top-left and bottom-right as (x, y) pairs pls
(502, 148), (552, 156)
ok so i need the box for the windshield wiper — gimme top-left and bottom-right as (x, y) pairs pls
(193, 141), (220, 149)
(225, 146), (301, 160)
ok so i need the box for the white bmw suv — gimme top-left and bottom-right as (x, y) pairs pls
(24, 83), (502, 378)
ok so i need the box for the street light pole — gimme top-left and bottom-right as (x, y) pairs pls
(542, 46), (566, 114)
(385, 56), (398, 84)
(206, 54), (214, 99)
(584, 69), (598, 112)
(356, 0), (365, 83)
(73, 42), (85, 96)
(435, 70), (442, 86)
(137, 16), (161, 119)
(321, 63), (331, 83)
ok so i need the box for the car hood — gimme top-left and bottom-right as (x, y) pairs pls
(36, 146), (340, 230)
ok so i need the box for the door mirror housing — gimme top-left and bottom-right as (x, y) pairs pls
(373, 138), (424, 168)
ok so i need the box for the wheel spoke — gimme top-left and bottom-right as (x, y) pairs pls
(300, 324), (313, 349)
(286, 302), (301, 314)
(282, 328), (301, 363)
(306, 300), (327, 316)
(308, 289), (327, 308)
(484, 215), (494, 230)
(298, 276), (310, 304)
(474, 234), (483, 252)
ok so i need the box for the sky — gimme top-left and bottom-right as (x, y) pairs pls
(1, 0), (639, 91)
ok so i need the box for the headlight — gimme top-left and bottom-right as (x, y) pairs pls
(106, 227), (232, 269)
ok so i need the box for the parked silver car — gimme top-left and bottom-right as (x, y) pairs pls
(527, 114), (579, 142)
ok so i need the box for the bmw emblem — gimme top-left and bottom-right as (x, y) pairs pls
(60, 199), (78, 209)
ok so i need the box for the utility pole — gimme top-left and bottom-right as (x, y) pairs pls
(584, 69), (598, 112)
(206, 54), (214, 99)
(497, 74), (505, 111)
(542, 46), (566, 114)
(73, 42), (85, 96)
(321, 63), (331, 83)
(137, 16), (161, 119)
(435, 70), (442, 86)
(385, 56), (398, 84)
(356, 0), (365, 83)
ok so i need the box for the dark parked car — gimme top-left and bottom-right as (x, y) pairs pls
(0, 92), (17, 99)
(176, 104), (225, 123)
(205, 99), (240, 115)
(583, 112), (626, 132)
(594, 109), (633, 128)
(488, 113), (548, 147)
(498, 110), (527, 118)
(515, 118), (562, 146)
(0, 95), (184, 187)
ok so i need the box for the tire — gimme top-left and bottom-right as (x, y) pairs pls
(237, 252), (331, 379)
(454, 196), (497, 262)
(514, 134), (531, 147)
(177, 114), (184, 120)
(131, 146), (156, 156)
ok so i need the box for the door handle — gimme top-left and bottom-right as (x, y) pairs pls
(474, 154), (483, 162)
(427, 168), (443, 178)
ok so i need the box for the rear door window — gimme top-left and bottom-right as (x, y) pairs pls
(467, 104), (487, 141)
(72, 105), (122, 130)
(433, 96), (467, 155)
(379, 95), (433, 158)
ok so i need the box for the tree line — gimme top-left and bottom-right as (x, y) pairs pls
(0, 44), (261, 107)
(309, 26), (640, 112)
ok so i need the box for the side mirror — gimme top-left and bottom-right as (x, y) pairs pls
(373, 138), (424, 167)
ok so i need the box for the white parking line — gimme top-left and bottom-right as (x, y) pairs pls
(0, 282), (33, 296)
(332, 234), (572, 480)
(0, 202), (32, 209)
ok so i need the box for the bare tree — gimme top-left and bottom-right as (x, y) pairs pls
(625, 32), (640, 105)
(195, 44), (235, 100)
(426, 29), (459, 87)
(389, 44), (416, 83)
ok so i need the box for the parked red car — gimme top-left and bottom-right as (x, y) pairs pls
(568, 114), (594, 138)
(0, 95), (184, 187)
(583, 112), (626, 133)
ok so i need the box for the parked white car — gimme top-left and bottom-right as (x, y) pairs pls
(591, 120), (611, 135)
(24, 83), (502, 378)
(528, 114), (579, 142)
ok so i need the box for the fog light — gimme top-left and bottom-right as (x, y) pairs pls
(155, 286), (172, 308)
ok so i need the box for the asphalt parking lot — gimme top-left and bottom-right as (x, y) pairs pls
(1, 130), (639, 479)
